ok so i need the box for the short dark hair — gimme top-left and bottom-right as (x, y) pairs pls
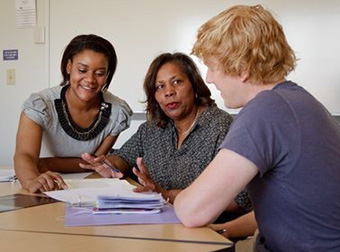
(60, 34), (117, 90)
(143, 52), (214, 128)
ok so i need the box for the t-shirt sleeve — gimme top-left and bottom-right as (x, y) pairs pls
(21, 93), (50, 129)
(221, 118), (267, 175)
(110, 101), (133, 136)
(220, 92), (300, 177)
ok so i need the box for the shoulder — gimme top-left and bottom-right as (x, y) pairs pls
(239, 85), (297, 125)
(138, 119), (169, 139)
(230, 83), (302, 144)
(23, 85), (62, 109)
(249, 81), (301, 112)
(102, 90), (132, 115)
(138, 120), (162, 133)
(102, 90), (128, 106)
(25, 85), (62, 103)
(21, 86), (62, 126)
(252, 90), (288, 109)
(124, 120), (162, 143)
(203, 104), (233, 126)
(194, 104), (233, 140)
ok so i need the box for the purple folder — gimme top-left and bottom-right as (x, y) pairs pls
(65, 204), (180, 227)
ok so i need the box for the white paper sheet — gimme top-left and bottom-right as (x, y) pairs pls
(59, 172), (92, 180)
(0, 169), (16, 182)
(15, 0), (37, 28)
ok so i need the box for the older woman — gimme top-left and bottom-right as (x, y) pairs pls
(81, 52), (251, 214)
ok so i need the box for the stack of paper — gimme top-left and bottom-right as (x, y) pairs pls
(93, 194), (165, 215)
(45, 178), (166, 215)
(44, 178), (179, 226)
(44, 178), (136, 205)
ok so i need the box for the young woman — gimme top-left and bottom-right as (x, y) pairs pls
(14, 34), (132, 193)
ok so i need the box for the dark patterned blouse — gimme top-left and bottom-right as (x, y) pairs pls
(112, 104), (252, 211)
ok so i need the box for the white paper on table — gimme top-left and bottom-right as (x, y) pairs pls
(44, 178), (159, 205)
(58, 172), (92, 180)
(0, 169), (16, 182)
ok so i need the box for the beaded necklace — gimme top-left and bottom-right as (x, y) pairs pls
(55, 85), (111, 141)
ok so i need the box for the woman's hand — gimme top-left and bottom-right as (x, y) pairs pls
(25, 171), (68, 193)
(132, 157), (181, 203)
(80, 152), (124, 178)
(132, 157), (162, 193)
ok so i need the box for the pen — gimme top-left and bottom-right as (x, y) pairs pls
(101, 159), (121, 173)
(93, 155), (121, 173)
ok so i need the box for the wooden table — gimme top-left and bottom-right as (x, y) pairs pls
(0, 171), (233, 252)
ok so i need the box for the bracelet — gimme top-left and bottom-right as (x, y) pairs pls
(166, 190), (173, 203)
(217, 229), (227, 234)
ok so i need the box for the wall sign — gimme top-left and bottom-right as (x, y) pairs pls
(3, 50), (18, 61)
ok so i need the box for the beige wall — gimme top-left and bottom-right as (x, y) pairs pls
(1, 0), (340, 165)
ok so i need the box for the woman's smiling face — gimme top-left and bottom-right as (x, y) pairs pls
(67, 49), (108, 102)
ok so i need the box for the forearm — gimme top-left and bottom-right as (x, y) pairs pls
(161, 189), (181, 204)
(221, 211), (257, 239)
(174, 149), (258, 228)
(38, 157), (88, 173)
(14, 113), (44, 189)
(225, 200), (241, 212)
(14, 153), (41, 189)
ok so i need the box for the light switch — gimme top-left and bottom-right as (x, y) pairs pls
(7, 69), (16, 85)
(34, 26), (45, 44)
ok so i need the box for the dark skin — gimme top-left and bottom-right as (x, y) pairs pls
(13, 50), (116, 193)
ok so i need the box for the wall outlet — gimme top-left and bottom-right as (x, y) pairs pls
(6, 69), (16, 85)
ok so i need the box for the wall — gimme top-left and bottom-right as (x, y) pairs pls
(1, 0), (340, 166)
(0, 0), (48, 165)
(48, 0), (340, 115)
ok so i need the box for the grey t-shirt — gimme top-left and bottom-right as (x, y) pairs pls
(221, 81), (340, 252)
(22, 85), (132, 157)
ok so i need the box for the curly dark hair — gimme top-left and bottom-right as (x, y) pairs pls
(60, 34), (117, 90)
(143, 52), (214, 128)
